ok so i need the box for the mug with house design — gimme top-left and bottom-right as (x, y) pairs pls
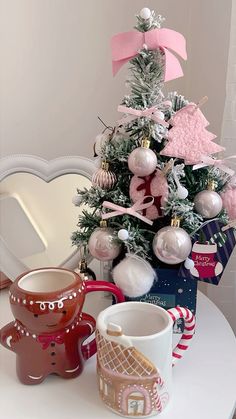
(96, 301), (195, 417)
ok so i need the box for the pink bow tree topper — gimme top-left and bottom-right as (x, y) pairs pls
(111, 28), (187, 82)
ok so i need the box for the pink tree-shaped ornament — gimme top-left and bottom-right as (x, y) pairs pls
(160, 103), (225, 164)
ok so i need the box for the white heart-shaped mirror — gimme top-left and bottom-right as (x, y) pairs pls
(0, 155), (96, 281)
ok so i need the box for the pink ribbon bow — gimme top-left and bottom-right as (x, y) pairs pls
(193, 155), (236, 176)
(102, 196), (154, 225)
(117, 104), (169, 127)
(37, 333), (65, 350)
(111, 28), (187, 82)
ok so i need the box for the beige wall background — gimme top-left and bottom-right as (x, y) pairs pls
(0, 0), (232, 159)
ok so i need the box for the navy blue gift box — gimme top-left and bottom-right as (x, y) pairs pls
(124, 268), (198, 334)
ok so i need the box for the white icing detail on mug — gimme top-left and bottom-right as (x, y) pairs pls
(65, 364), (80, 373)
(35, 297), (67, 311)
(6, 336), (12, 347)
(28, 375), (43, 380)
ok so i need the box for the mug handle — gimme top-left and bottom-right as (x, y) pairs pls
(81, 280), (125, 359)
(167, 307), (195, 366)
(80, 312), (97, 360)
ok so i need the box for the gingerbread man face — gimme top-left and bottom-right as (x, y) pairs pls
(9, 268), (86, 334)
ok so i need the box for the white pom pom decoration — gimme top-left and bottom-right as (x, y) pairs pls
(184, 258), (195, 270)
(72, 195), (83, 206)
(139, 7), (151, 20)
(118, 229), (129, 241)
(112, 254), (156, 298)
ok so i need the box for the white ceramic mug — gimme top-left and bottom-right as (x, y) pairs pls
(96, 301), (195, 417)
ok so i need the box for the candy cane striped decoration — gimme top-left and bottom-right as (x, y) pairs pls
(153, 386), (162, 412)
(156, 376), (164, 388)
(167, 307), (195, 366)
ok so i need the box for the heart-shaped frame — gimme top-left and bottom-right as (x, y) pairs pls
(0, 155), (96, 281)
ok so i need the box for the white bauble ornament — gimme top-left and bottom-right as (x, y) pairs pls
(128, 139), (157, 177)
(153, 218), (192, 264)
(92, 161), (117, 190)
(194, 181), (223, 219)
(139, 7), (151, 20)
(72, 194), (83, 206)
(184, 257), (195, 270)
(118, 229), (129, 241)
(111, 131), (127, 145)
(88, 222), (121, 261)
(94, 132), (110, 156)
(112, 254), (156, 298)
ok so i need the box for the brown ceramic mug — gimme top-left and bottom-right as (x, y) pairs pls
(0, 267), (124, 384)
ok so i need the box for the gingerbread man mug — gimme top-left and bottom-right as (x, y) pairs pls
(0, 267), (124, 384)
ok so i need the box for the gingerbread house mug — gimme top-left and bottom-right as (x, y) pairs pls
(0, 267), (124, 384)
(96, 301), (195, 417)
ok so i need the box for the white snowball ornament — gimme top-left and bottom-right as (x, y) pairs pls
(118, 229), (129, 241)
(88, 221), (121, 261)
(139, 7), (151, 20)
(72, 194), (83, 206)
(112, 254), (156, 298)
(94, 132), (110, 156)
(177, 185), (189, 199)
(153, 217), (192, 264)
(128, 138), (157, 177)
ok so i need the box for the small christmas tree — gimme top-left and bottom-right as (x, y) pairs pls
(72, 8), (233, 298)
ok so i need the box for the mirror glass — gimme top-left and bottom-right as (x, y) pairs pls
(0, 173), (91, 269)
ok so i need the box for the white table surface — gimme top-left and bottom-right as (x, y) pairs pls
(0, 289), (236, 419)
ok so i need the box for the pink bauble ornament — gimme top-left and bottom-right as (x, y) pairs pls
(112, 253), (156, 297)
(130, 169), (168, 220)
(88, 222), (121, 261)
(220, 187), (236, 220)
(92, 161), (116, 190)
(128, 139), (157, 177)
(153, 218), (192, 264)
(194, 182), (223, 219)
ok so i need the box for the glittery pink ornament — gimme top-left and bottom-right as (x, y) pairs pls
(129, 169), (168, 220)
(88, 223), (121, 261)
(92, 162), (116, 190)
(221, 187), (236, 220)
(160, 103), (225, 164)
(128, 139), (157, 176)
